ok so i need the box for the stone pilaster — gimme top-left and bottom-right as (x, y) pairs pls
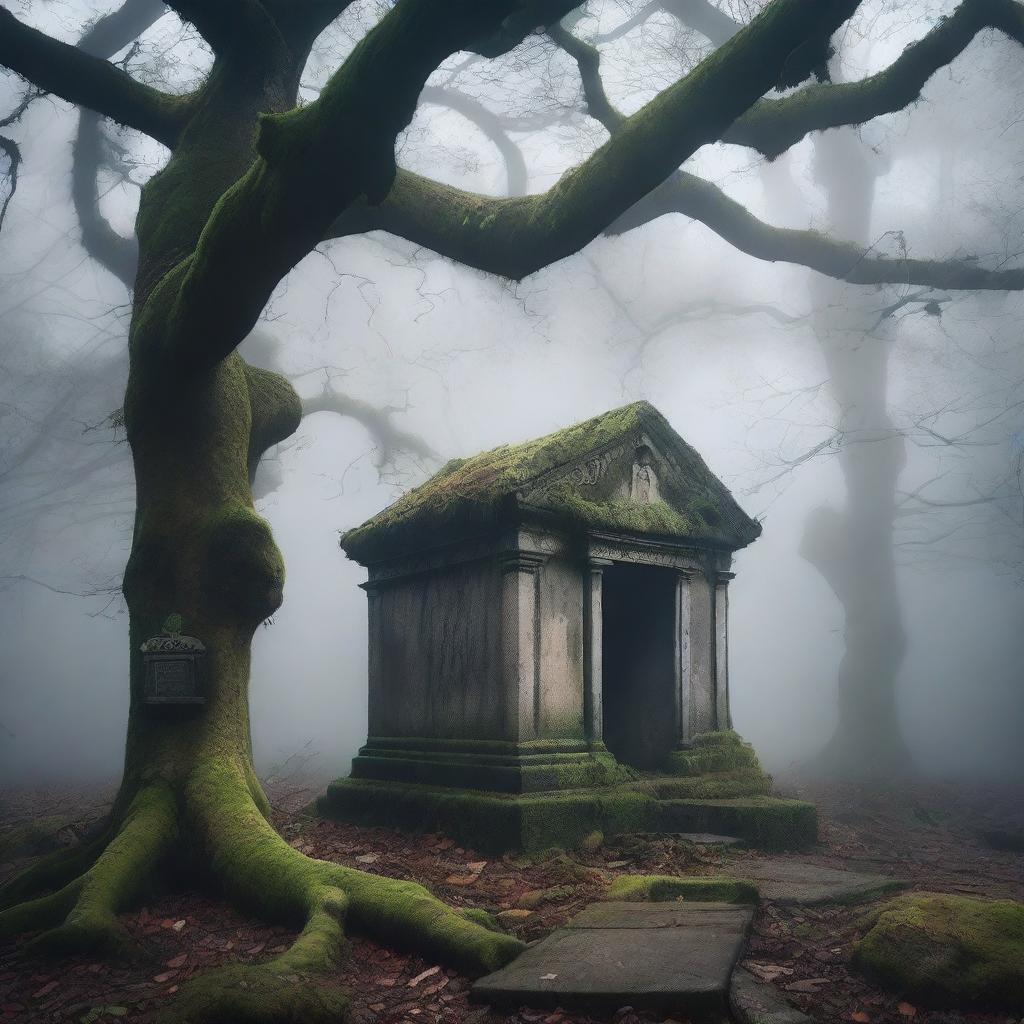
(500, 553), (546, 742)
(714, 570), (735, 730)
(674, 568), (696, 747)
(583, 558), (612, 744)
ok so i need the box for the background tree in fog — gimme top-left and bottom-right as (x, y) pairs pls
(1, 0), (1023, 1016)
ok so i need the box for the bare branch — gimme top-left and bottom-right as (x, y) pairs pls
(327, 0), (861, 281)
(610, 170), (1024, 290)
(725, 0), (1024, 158)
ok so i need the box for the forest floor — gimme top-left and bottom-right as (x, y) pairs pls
(1, 773), (1022, 1024)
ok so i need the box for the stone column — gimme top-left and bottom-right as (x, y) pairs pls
(714, 571), (735, 730)
(673, 568), (695, 747)
(583, 558), (611, 744)
(500, 553), (545, 742)
(361, 581), (383, 736)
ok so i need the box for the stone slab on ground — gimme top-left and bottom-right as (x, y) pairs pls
(735, 858), (906, 905)
(729, 967), (813, 1024)
(472, 900), (752, 1016)
(677, 832), (744, 846)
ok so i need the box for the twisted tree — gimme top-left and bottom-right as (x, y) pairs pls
(1, 0), (1023, 1019)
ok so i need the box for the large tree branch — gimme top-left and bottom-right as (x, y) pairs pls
(725, 0), (1024, 158)
(0, 5), (190, 148)
(136, 0), (538, 376)
(162, 0), (284, 55)
(611, 170), (1024, 290)
(326, 0), (860, 282)
(327, 7), (1022, 292)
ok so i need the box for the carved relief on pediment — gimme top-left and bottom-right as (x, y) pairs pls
(629, 445), (660, 504)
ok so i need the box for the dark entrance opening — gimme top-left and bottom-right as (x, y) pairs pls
(601, 563), (677, 770)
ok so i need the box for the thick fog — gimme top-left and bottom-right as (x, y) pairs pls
(1, 0), (1022, 786)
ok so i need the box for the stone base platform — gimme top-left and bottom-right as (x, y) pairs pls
(316, 777), (816, 854)
(349, 737), (631, 794)
(319, 731), (817, 853)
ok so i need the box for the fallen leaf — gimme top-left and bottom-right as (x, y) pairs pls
(421, 978), (450, 996)
(784, 978), (830, 993)
(32, 981), (58, 999)
(605, 861), (630, 868)
(539, 973), (558, 981)
(466, 861), (487, 873)
(745, 962), (795, 983)
(356, 853), (379, 864)
(408, 966), (441, 987)
(897, 1003), (917, 1018)
(153, 971), (176, 984)
(172, 920), (186, 932)
(165, 954), (187, 969)
(850, 1013), (870, 1022)
(445, 874), (480, 885)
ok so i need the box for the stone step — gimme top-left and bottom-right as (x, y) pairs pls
(472, 900), (753, 1017)
(731, 857), (906, 905)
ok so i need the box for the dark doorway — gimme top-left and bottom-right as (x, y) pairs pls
(601, 564), (677, 770)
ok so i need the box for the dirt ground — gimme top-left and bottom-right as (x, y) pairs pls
(1, 774), (1022, 1024)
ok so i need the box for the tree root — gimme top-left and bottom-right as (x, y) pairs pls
(1, 761), (524, 1022)
(188, 760), (524, 975)
(0, 784), (177, 957)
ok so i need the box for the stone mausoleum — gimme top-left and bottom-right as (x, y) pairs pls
(321, 402), (816, 851)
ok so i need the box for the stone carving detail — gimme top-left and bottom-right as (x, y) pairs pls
(526, 442), (628, 506)
(140, 634), (205, 653)
(630, 446), (660, 504)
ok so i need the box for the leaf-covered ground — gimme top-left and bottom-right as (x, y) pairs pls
(2, 774), (1022, 1024)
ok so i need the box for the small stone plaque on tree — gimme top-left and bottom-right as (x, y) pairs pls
(141, 615), (206, 704)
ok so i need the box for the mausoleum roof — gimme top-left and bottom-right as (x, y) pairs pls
(341, 401), (761, 563)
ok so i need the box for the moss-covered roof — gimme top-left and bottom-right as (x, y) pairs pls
(341, 401), (760, 564)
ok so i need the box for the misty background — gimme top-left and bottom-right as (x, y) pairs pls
(1, 0), (1022, 786)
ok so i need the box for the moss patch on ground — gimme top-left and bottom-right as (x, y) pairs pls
(853, 892), (1024, 1008)
(605, 874), (759, 904)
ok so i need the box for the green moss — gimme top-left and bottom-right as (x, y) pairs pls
(459, 907), (502, 932)
(351, 749), (633, 794)
(853, 893), (1024, 1008)
(0, 816), (70, 860)
(656, 797), (817, 851)
(606, 874), (758, 904)
(0, 785), (179, 957)
(641, 768), (773, 801)
(166, 961), (349, 1024)
(244, 363), (303, 479)
(189, 760), (523, 977)
(341, 401), (759, 562)
(665, 731), (763, 776)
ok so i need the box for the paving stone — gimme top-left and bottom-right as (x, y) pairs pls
(735, 858), (905, 905)
(472, 901), (752, 1015)
(729, 967), (813, 1023)
(677, 832), (744, 847)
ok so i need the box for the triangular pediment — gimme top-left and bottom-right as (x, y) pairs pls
(341, 402), (760, 564)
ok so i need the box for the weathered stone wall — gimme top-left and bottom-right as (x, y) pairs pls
(688, 572), (716, 734)
(537, 556), (585, 739)
(368, 559), (503, 739)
